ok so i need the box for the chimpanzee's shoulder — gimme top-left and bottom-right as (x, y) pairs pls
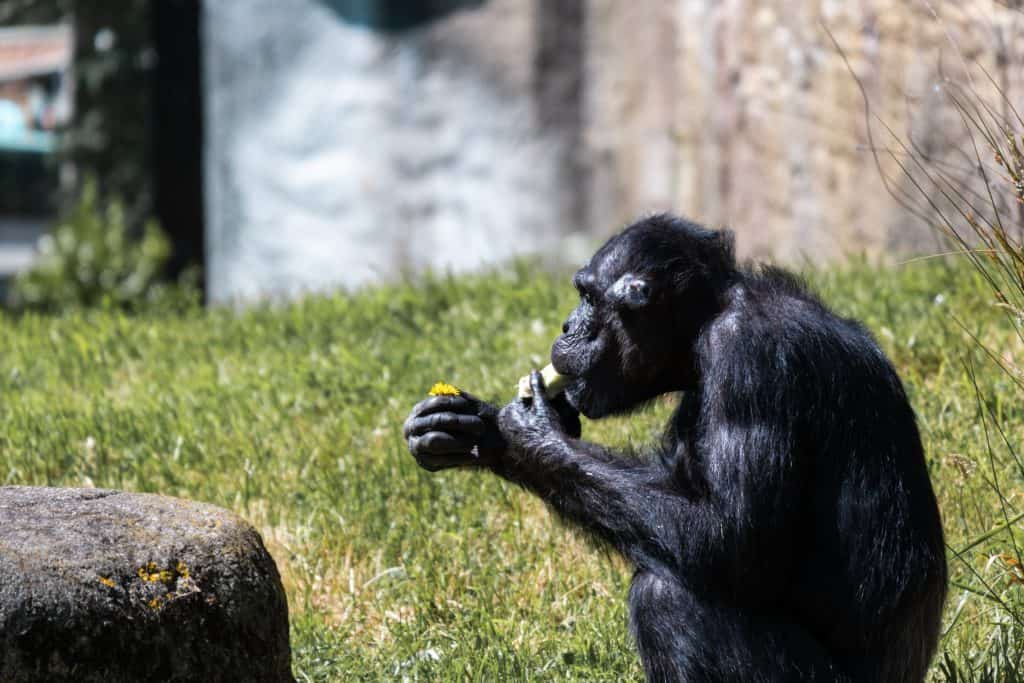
(701, 265), (887, 378)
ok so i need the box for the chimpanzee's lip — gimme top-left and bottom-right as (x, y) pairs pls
(549, 356), (572, 377)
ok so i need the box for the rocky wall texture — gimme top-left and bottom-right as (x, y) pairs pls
(204, 0), (1024, 301)
(606, 0), (1024, 261)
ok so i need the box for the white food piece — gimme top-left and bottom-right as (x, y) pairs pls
(517, 363), (569, 399)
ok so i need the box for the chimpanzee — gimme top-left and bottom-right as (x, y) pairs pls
(403, 214), (947, 682)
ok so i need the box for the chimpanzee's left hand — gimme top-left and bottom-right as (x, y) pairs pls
(498, 370), (581, 453)
(404, 390), (506, 472)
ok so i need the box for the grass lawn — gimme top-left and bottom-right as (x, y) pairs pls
(0, 258), (1021, 680)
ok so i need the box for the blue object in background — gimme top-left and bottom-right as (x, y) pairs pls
(319, 0), (485, 31)
(0, 100), (54, 155)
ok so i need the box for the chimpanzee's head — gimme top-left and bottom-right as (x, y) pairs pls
(551, 215), (736, 419)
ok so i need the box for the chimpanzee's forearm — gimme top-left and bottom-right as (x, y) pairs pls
(489, 436), (684, 571)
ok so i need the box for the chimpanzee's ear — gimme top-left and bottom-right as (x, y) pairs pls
(607, 273), (651, 309)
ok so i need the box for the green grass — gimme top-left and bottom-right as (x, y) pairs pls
(0, 258), (1021, 680)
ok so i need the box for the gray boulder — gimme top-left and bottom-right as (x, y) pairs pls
(0, 486), (293, 682)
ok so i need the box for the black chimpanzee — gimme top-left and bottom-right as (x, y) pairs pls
(403, 214), (947, 682)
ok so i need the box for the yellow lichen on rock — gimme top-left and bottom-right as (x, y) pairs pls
(137, 561), (180, 585)
(98, 576), (116, 588)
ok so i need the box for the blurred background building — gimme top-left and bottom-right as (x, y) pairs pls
(1, 1), (1022, 303)
(0, 23), (69, 279)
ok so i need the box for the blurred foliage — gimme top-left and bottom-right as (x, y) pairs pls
(8, 178), (194, 312)
(0, 0), (68, 24)
(66, 0), (154, 225)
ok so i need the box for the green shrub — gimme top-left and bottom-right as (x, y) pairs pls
(9, 179), (184, 312)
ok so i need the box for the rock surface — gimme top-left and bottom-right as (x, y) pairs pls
(0, 486), (292, 682)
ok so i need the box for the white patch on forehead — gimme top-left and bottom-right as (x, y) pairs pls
(609, 272), (637, 296)
(607, 272), (650, 308)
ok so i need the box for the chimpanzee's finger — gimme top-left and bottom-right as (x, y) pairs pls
(409, 431), (478, 456)
(415, 452), (478, 472)
(405, 412), (487, 438)
(529, 370), (555, 418)
(406, 396), (474, 438)
(409, 394), (473, 418)
(454, 389), (485, 405)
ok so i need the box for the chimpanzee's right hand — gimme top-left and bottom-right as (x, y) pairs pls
(403, 391), (506, 472)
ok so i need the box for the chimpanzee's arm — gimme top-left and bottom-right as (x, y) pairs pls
(405, 375), (686, 568)
(403, 388), (578, 470)
(495, 370), (805, 593)
(406, 370), (804, 587)
(491, 371), (699, 570)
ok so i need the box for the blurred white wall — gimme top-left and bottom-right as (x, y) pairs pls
(203, 0), (578, 302)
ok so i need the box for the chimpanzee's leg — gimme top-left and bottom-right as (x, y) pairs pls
(628, 571), (847, 683)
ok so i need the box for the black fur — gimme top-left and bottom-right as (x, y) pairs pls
(405, 214), (947, 682)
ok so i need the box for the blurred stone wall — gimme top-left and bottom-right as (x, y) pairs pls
(204, 0), (1024, 301)
(587, 0), (1024, 262)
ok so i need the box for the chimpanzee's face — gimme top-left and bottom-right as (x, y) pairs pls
(550, 232), (687, 419)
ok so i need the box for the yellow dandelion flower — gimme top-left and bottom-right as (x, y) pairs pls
(428, 382), (460, 397)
